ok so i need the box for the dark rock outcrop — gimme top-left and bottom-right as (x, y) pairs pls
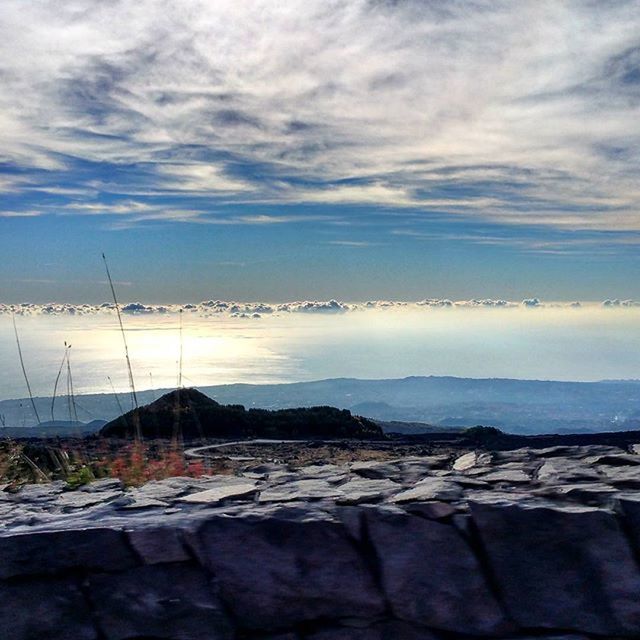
(470, 500), (640, 635)
(364, 506), (509, 635)
(3, 442), (640, 639)
(188, 505), (385, 630)
(101, 388), (383, 440)
(87, 564), (233, 640)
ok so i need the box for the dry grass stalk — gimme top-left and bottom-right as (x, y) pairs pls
(107, 376), (125, 415)
(12, 313), (41, 425)
(65, 344), (79, 423)
(51, 344), (69, 422)
(102, 253), (141, 439)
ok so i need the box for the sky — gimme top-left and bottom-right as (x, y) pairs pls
(1, 0), (640, 303)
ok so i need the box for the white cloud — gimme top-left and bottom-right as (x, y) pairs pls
(0, 0), (640, 231)
(603, 299), (640, 307)
(10, 297), (629, 317)
(0, 210), (42, 218)
(154, 164), (254, 193)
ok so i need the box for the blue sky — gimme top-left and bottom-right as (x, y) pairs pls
(1, 0), (640, 303)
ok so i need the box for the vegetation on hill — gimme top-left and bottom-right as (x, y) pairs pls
(100, 388), (385, 440)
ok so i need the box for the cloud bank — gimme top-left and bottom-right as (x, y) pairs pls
(3, 298), (639, 318)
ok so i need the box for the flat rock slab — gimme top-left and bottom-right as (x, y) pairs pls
(2, 482), (66, 503)
(389, 478), (463, 503)
(58, 490), (123, 509)
(363, 507), (509, 635)
(78, 478), (124, 492)
(470, 500), (640, 635)
(350, 460), (404, 481)
(452, 451), (478, 471)
(187, 504), (385, 629)
(178, 481), (258, 504)
(602, 467), (640, 489)
(259, 479), (342, 502)
(533, 482), (618, 506)
(480, 469), (531, 484)
(586, 453), (640, 466)
(335, 478), (400, 504)
(118, 496), (170, 509)
(126, 480), (192, 502)
(537, 460), (603, 483)
(399, 456), (452, 482)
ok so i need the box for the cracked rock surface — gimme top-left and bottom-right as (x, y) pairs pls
(2, 442), (640, 639)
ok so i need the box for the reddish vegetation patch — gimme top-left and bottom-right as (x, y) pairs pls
(103, 442), (208, 486)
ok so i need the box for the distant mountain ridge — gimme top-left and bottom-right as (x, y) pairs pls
(2, 375), (640, 435)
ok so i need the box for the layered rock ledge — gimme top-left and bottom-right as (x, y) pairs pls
(3, 443), (640, 639)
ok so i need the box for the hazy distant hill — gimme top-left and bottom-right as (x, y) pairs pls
(2, 375), (640, 435)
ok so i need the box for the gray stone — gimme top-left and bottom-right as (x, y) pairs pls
(399, 456), (451, 482)
(118, 496), (170, 509)
(7, 481), (65, 503)
(452, 451), (477, 471)
(537, 459), (602, 483)
(389, 478), (462, 503)
(297, 464), (348, 479)
(602, 467), (640, 489)
(58, 490), (123, 509)
(259, 479), (342, 502)
(448, 474), (490, 488)
(533, 482), (618, 506)
(336, 478), (400, 505)
(178, 481), (258, 503)
(305, 621), (439, 639)
(480, 469), (531, 484)
(88, 563), (233, 640)
(533, 445), (622, 459)
(0, 527), (137, 578)
(127, 525), (192, 564)
(243, 462), (287, 475)
(187, 504), (385, 629)
(470, 500), (640, 635)
(492, 449), (535, 463)
(78, 478), (124, 492)
(350, 460), (403, 481)
(0, 577), (97, 640)
(364, 507), (508, 635)
(128, 479), (192, 502)
(586, 453), (640, 466)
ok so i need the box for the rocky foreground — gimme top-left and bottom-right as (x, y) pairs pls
(3, 442), (640, 639)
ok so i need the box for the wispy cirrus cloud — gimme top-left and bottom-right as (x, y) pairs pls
(1, 0), (640, 236)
